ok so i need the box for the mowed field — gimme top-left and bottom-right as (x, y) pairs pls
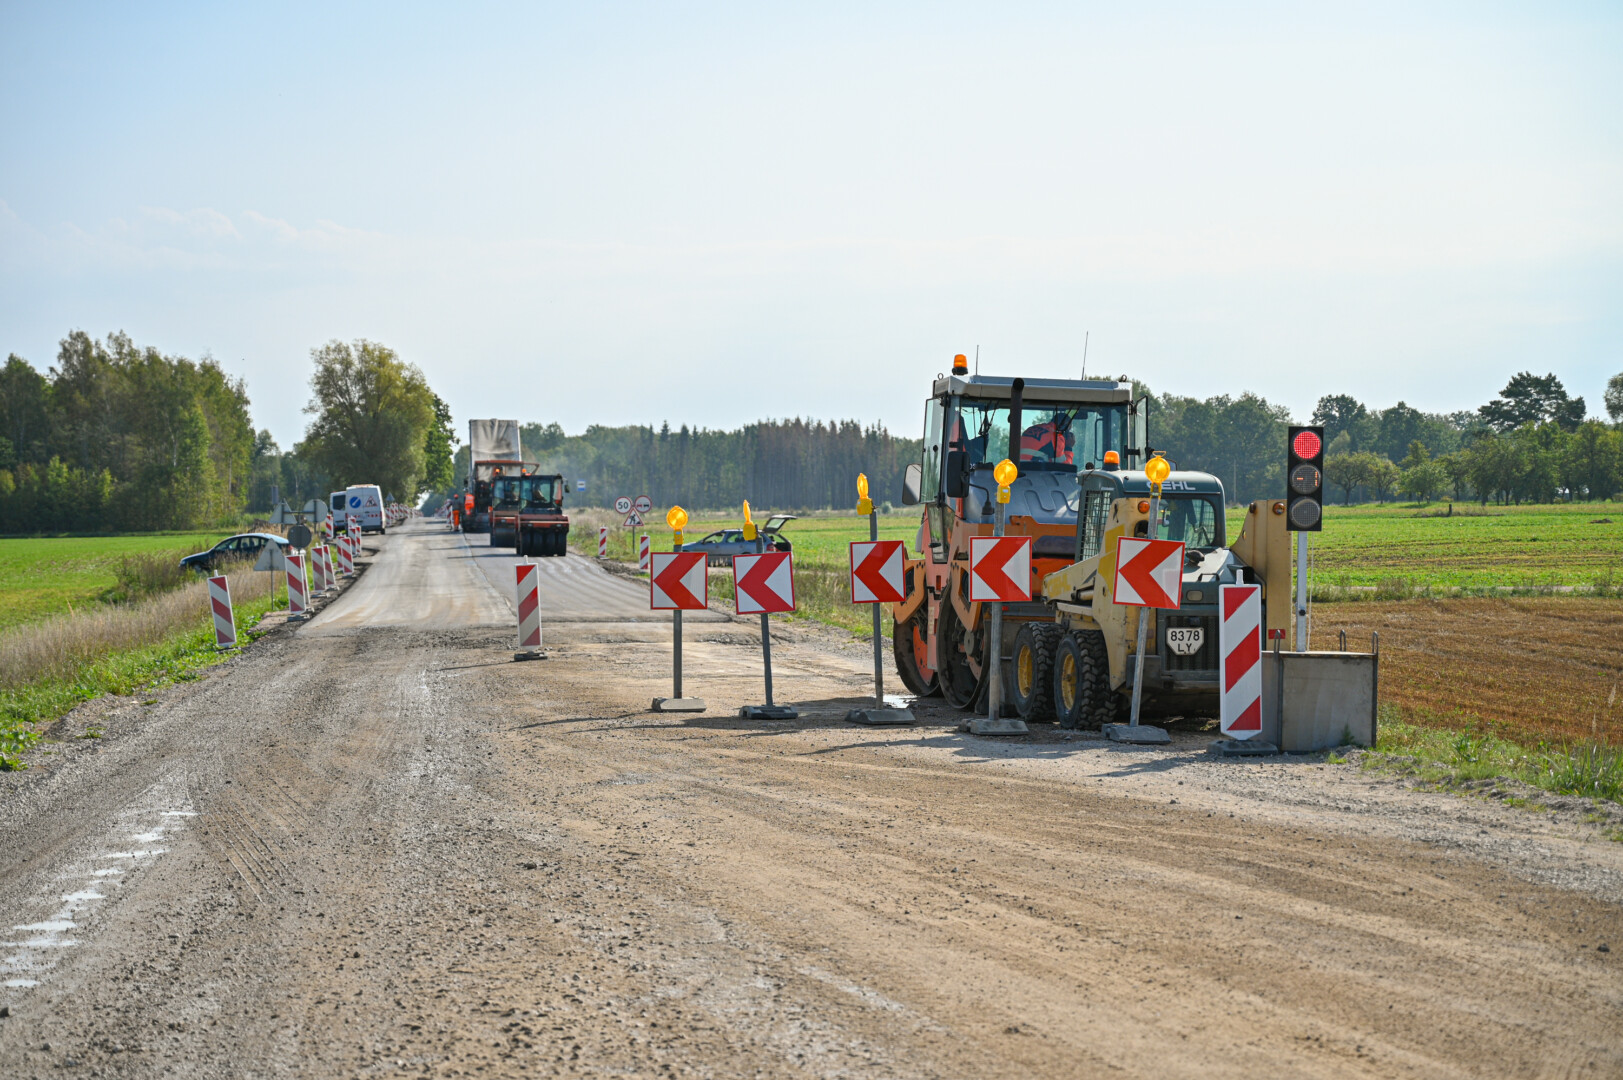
(0, 533), (222, 631)
(1228, 501), (1623, 590)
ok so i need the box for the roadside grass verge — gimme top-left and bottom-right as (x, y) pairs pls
(1357, 706), (1623, 807)
(0, 568), (284, 769)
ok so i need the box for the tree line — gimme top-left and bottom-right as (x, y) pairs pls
(436, 418), (923, 513)
(1143, 370), (1623, 506)
(0, 332), (254, 532)
(0, 332), (455, 535)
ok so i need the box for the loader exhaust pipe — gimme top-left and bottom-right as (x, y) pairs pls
(1007, 378), (1024, 475)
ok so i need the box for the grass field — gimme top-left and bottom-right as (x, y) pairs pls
(0, 532), (226, 631)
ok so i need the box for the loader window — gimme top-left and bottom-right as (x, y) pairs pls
(1154, 496), (1223, 551)
(1079, 490), (1111, 561)
(955, 399), (1127, 472)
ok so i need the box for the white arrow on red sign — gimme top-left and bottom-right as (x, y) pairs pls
(650, 552), (708, 610)
(733, 551), (795, 615)
(1112, 537), (1185, 609)
(968, 536), (1032, 603)
(849, 540), (906, 604)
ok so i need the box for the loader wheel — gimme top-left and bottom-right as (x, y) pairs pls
(1054, 630), (1116, 730)
(893, 614), (939, 698)
(553, 530), (568, 557)
(936, 595), (984, 710)
(1011, 623), (1061, 722)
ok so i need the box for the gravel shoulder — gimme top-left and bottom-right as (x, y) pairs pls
(0, 521), (1618, 1079)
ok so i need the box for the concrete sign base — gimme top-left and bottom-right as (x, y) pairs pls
(1209, 737), (1279, 757)
(846, 708), (916, 726)
(1103, 723), (1172, 745)
(651, 697), (707, 713)
(740, 704), (798, 720)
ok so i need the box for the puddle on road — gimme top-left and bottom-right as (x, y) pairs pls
(0, 772), (192, 1003)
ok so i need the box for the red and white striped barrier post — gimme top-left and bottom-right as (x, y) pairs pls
(286, 552), (309, 618)
(514, 563), (543, 660)
(336, 536), (354, 577)
(597, 526), (609, 558)
(638, 534), (651, 572)
(207, 574), (236, 649)
(323, 511), (333, 542)
(310, 544), (330, 593)
(1219, 583), (1266, 743)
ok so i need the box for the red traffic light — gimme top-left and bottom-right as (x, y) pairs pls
(1292, 429), (1322, 460)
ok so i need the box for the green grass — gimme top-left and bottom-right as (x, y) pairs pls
(1361, 705), (1623, 806)
(1225, 501), (1623, 591)
(0, 533), (224, 631)
(0, 587), (285, 769)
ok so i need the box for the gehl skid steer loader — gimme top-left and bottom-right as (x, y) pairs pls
(893, 355), (1291, 726)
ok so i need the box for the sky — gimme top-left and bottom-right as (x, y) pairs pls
(2, 1), (1620, 449)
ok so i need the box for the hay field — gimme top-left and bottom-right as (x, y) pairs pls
(1313, 598), (1623, 748)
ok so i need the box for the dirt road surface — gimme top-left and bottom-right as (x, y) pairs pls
(2, 520), (1620, 1078)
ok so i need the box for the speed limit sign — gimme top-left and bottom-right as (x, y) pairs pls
(614, 496), (632, 515)
(634, 495), (653, 514)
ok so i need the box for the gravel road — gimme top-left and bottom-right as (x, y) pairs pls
(1, 519), (1619, 1078)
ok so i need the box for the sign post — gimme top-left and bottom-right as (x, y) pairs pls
(650, 506), (707, 712)
(965, 459), (1029, 735)
(207, 575), (236, 649)
(736, 501), (798, 720)
(514, 562), (544, 661)
(1286, 426), (1324, 651)
(285, 552), (309, 619)
(1104, 452), (1178, 744)
(1209, 582), (1278, 755)
(846, 473), (915, 725)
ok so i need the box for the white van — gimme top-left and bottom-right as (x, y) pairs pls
(331, 484), (386, 534)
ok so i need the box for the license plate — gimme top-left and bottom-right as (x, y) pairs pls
(1166, 627), (1204, 656)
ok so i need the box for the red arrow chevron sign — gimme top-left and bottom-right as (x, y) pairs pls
(849, 540), (906, 604)
(968, 536), (1032, 603)
(650, 551), (708, 610)
(1112, 537), (1185, 609)
(733, 551), (795, 615)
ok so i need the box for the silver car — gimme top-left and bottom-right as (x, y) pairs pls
(679, 515), (796, 567)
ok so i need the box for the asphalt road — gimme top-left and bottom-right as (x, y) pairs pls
(1, 519), (1620, 1079)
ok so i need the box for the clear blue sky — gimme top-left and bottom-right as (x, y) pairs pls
(2, 2), (1619, 448)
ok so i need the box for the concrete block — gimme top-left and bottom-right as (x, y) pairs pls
(1261, 651), (1378, 752)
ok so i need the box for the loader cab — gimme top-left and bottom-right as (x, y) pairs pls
(1075, 469), (1227, 563)
(903, 374), (1144, 564)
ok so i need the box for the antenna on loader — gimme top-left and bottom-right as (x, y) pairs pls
(974, 345), (980, 375)
(1080, 331), (1090, 381)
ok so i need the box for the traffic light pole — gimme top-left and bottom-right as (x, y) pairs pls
(1295, 532), (1310, 652)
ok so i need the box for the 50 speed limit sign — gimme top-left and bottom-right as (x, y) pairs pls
(614, 496), (632, 514)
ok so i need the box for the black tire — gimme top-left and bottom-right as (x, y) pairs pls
(936, 591), (984, 710)
(1053, 629), (1119, 730)
(1011, 622), (1061, 722)
(520, 530), (535, 557)
(893, 614), (940, 698)
(552, 530), (568, 557)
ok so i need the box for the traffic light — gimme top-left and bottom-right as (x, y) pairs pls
(1286, 425), (1324, 531)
